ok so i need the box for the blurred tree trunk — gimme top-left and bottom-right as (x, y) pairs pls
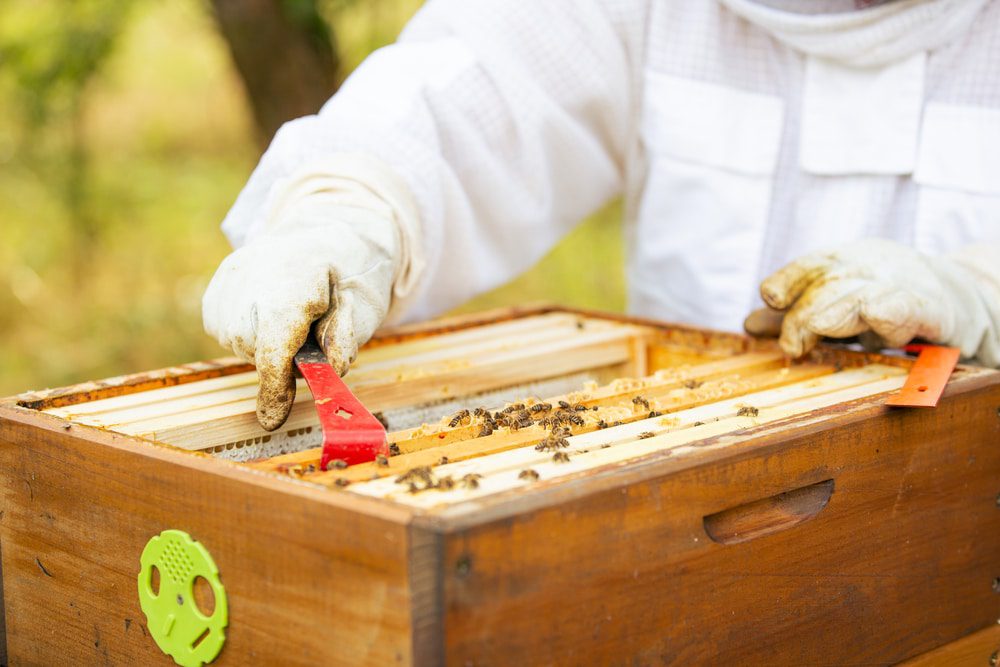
(209, 0), (340, 147)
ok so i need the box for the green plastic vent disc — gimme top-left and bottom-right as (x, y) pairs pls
(138, 530), (228, 667)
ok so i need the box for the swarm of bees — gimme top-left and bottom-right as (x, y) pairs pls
(444, 397), (605, 439)
(415, 390), (688, 491)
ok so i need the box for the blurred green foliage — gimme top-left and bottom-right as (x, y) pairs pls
(0, 0), (623, 396)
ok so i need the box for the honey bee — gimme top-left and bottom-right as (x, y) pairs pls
(334, 478), (351, 487)
(478, 423), (494, 437)
(567, 414), (585, 426)
(535, 428), (570, 451)
(473, 407), (488, 418)
(373, 411), (390, 429)
(305, 464), (316, 473)
(684, 380), (703, 390)
(389, 443), (401, 456)
(552, 451), (571, 463)
(692, 421), (705, 426)
(375, 454), (389, 467)
(632, 396), (650, 410)
(395, 465), (433, 484)
(439, 456), (449, 465)
(648, 411), (663, 418)
(518, 469), (540, 481)
(558, 400), (571, 410)
(596, 419), (608, 430)
(395, 465), (453, 493)
(449, 409), (471, 428)
(461, 473), (482, 489)
(530, 402), (552, 414)
(737, 406), (759, 417)
(573, 404), (588, 412)
(638, 431), (655, 439)
(535, 436), (569, 451)
(327, 458), (348, 471)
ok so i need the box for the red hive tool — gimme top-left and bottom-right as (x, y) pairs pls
(293, 339), (388, 470)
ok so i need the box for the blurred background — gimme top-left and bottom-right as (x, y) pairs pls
(0, 0), (624, 396)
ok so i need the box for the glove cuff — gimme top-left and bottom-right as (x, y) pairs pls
(253, 153), (426, 324)
(929, 245), (1000, 367)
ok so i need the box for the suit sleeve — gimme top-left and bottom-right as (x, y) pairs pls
(220, 0), (647, 322)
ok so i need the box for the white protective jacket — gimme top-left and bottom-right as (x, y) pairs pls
(220, 0), (1000, 336)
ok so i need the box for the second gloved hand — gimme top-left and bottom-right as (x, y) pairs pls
(203, 162), (421, 431)
(748, 238), (1000, 366)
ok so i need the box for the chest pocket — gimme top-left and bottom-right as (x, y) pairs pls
(913, 103), (1000, 253)
(634, 72), (784, 331)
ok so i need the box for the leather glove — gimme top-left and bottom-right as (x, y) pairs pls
(744, 238), (1000, 367)
(203, 157), (422, 430)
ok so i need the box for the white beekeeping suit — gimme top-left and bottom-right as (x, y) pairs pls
(204, 0), (1000, 430)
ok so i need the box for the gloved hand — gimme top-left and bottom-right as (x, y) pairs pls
(744, 238), (1000, 367)
(203, 159), (422, 430)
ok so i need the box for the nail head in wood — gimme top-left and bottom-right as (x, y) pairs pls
(455, 555), (472, 578)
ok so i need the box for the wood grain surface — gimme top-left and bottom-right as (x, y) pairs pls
(901, 622), (1000, 666)
(3, 307), (999, 666)
(0, 411), (433, 666)
(435, 380), (1000, 665)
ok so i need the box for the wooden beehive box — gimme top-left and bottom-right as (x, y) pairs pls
(1, 306), (998, 665)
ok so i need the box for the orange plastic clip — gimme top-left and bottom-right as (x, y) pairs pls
(886, 345), (960, 408)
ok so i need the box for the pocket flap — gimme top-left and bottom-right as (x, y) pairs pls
(641, 72), (784, 176)
(915, 103), (1000, 195)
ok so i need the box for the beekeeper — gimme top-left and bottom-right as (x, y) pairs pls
(204, 0), (1000, 430)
